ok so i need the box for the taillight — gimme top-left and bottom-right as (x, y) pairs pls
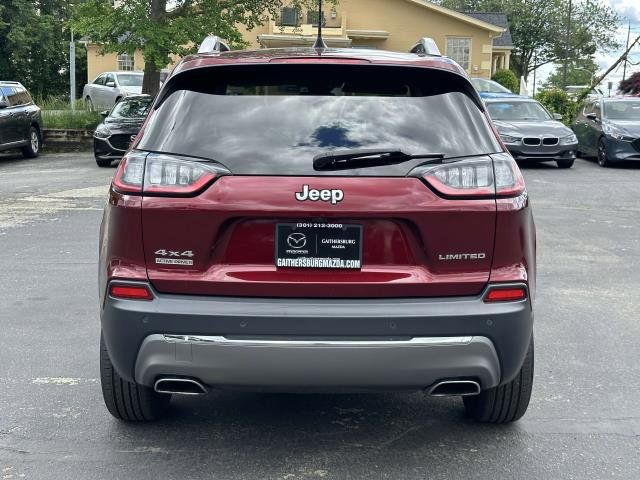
(484, 285), (527, 303)
(422, 155), (525, 198)
(112, 152), (222, 196)
(112, 152), (145, 194)
(143, 153), (220, 196)
(109, 284), (153, 300)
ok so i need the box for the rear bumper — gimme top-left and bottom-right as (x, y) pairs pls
(101, 282), (533, 391)
(136, 334), (500, 391)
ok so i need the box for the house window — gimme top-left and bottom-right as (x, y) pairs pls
(445, 37), (471, 71)
(117, 53), (134, 71)
(307, 11), (326, 26)
(279, 7), (300, 26)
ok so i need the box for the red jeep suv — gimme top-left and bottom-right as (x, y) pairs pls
(99, 38), (535, 424)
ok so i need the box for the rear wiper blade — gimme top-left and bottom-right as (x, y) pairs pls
(313, 149), (445, 171)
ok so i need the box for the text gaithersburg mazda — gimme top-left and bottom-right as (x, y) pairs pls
(99, 40), (536, 424)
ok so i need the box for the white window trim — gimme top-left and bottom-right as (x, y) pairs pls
(445, 37), (472, 72)
(117, 53), (134, 71)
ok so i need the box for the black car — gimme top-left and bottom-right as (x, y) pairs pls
(0, 81), (42, 158)
(93, 95), (152, 167)
(572, 97), (640, 167)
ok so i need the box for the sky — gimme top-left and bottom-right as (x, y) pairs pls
(527, 0), (640, 95)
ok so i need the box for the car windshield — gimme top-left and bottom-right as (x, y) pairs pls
(472, 79), (511, 93)
(603, 101), (640, 120)
(116, 74), (143, 87)
(110, 97), (151, 118)
(138, 65), (501, 176)
(487, 101), (551, 121)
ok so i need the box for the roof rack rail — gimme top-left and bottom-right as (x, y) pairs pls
(198, 35), (230, 54)
(0, 81), (22, 85)
(409, 38), (441, 56)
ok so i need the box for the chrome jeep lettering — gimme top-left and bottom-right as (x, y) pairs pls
(295, 185), (344, 205)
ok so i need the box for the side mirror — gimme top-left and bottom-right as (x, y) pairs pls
(100, 110), (109, 118)
(553, 113), (563, 121)
(586, 113), (598, 122)
(0, 100), (7, 109)
(105, 81), (116, 88)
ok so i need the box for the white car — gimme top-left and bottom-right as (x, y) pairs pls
(82, 71), (144, 110)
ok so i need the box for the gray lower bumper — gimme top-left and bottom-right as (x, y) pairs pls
(135, 334), (501, 391)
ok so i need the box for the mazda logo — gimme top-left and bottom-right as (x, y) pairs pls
(287, 233), (307, 249)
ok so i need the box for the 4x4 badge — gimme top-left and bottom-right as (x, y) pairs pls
(295, 185), (344, 205)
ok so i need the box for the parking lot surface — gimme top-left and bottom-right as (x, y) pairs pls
(0, 152), (639, 479)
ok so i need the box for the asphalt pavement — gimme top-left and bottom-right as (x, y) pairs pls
(0, 152), (639, 479)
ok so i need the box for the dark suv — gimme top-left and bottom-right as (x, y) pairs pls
(0, 82), (42, 158)
(99, 38), (536, 424)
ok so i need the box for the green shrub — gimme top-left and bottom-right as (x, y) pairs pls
(535, 88), (582, 125)
(41, 110), (102, 130)
(491, 69), (519, 93)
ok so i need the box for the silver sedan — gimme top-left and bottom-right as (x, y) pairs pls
(82, 71), (144, 110)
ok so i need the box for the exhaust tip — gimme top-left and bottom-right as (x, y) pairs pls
(429, 380), (481, 397)
(154, 377), (208, 395)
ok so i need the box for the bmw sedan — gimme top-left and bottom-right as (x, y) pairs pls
(486, 97), (578, 168)
(93, 95), (151, 167)
(572, 97), (640, 167)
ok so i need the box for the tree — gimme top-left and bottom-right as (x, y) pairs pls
(618, 72), (640, 95)
(435, 0), (619, 79)
(0, 0), (74, 99)
(73, 0), (334, 96)
(543, 57), (598, 89)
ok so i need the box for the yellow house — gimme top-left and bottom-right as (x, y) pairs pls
(85, 0), (513, 82)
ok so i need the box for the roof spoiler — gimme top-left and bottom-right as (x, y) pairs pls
(409, 37), (441, 56)
(198, 35), (230, 54)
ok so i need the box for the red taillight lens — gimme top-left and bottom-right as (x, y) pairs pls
(111, 152), (222, 196)
(112, 152), (145, 194)
(109, 284), (153, 300)
(484, 286), (527, 303)
(143, 154), (219, 196)
(493, 156), (525, 197)
(422, 155), (525, 198)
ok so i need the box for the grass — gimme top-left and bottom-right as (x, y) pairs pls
(41, 110), (102, 130)
(37, 95), (101, 130)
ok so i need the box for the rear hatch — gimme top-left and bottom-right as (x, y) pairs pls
(129, 63), (509, 298)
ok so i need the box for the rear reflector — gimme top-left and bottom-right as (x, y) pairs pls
(422, 155), (525, 198)
(484, 286), (527, 303)
(109, 284), (153, 300)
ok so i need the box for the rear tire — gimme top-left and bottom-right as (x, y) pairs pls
(21, 126), (40, 158)
(556, 158), (574, 169)
(95, 157), (112, 168)
(463, 337), (534, 423)
(85, 97), (94, 111)
(100, 333), (171, 422)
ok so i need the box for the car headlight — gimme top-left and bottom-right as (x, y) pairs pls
(559, 133), (578, 145)
(94, 124), (112, 138)
(500, 134), (521, 144)
(602, 124), (635, 142)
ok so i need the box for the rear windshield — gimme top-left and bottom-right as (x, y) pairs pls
(138, 65), (500, 176)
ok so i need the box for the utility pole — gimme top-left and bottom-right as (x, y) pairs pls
(70, 29), (76, 111)
(562, 0), (572, 89)
(532, 51), (537, 96)
(622, 21), (631, 82)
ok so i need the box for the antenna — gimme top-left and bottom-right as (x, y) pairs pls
(313, 0), (328, 50)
